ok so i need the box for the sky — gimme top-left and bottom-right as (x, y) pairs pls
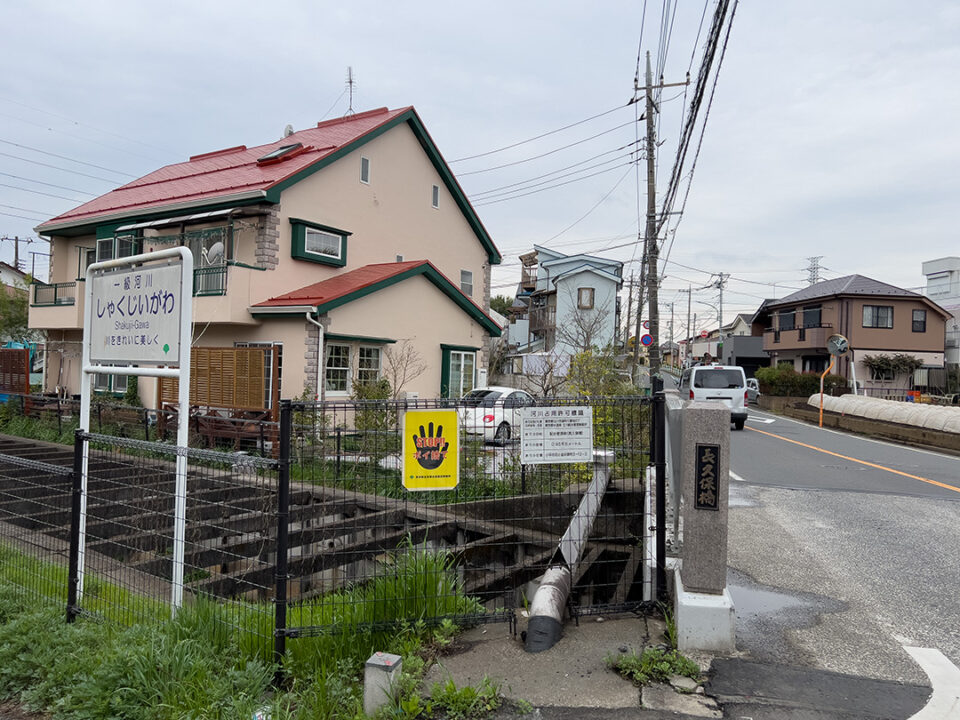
(2, 1), (958, 340)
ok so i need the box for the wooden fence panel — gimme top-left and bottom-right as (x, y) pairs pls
(0, 348), (30, 395)
(158, 347), (274, 415)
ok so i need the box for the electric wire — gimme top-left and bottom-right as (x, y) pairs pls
(457, 122), (635, 176)
(449, 105), (628, 163)
(0, 172), (96, 196)
(0, 138), (135, 177)
(473, 163), (633, 206)
(0, 151), (122, 183)
(0, 182), (85, 203)
(470, 153), (637, 203)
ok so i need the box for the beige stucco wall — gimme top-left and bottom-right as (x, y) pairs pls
(266, 122), (491, 309)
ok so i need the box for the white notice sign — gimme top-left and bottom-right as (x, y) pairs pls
(520, 406), (594, 465)
(88, 262), (184, 365)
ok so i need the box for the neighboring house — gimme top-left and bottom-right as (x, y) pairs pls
(0, 261), (29, 287)
(754, 274), (948, 391)
(31, 106), (502, 402)
(718, 312), (769, 377)
(508, 246), (623, 355)
(921, 257), (960, 368)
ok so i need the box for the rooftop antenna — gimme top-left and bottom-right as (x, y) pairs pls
(345, 66), (356, 116)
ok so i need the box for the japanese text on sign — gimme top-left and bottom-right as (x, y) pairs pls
(402, 410), (459, 491)
(520, 406), (593, 465)
(694, 443), (720, 510)
(88, 262), (184, 365)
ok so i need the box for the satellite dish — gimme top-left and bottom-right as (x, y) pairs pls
(283, 124), (294, 138)
(205, 241), (225, 265)
(826, 334), (849, 355)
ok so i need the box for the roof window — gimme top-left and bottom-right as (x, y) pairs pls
(257, 143), (304, 165)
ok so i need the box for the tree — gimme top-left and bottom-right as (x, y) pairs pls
(523, 351), (568, 397)
(381, 339), (428, 399)
(554, 288), (612, 353)
(566, 347), (633, 397)
(0, 282), (31, 343)
(861, 353), (923, 388)
(490, 295), (514, 315)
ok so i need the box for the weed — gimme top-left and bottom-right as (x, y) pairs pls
(428, 676), (503, 720)
(607, 647), (700, 686)
(659, 601), (678, 650)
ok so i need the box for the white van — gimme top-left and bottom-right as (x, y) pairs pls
(678, 364), (749, 430)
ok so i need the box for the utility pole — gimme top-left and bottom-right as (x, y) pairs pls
(668, 301), (674, 358)
(678, 285), (691, 365)
(624, 273), (634, 350)
(643, 52), (662, 378)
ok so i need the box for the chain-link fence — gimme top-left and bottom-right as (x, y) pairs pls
(0, 393), (659, 668)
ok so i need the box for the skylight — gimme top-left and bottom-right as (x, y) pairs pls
(257, 143), (303, 163)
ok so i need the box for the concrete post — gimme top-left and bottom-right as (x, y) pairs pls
(674, 401), (735, 652)
(364, 651), (403, 716)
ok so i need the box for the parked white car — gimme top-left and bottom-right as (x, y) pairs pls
(458, 386), (535, 443)
(678, 364), (749, 430)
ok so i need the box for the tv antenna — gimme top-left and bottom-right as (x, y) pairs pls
(345, 66), (356, 116)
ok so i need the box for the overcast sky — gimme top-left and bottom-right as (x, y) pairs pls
(2, 1), (958, 337)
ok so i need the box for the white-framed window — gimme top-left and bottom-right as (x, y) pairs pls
(94, 367), (129, 394)
(396, 254), (404, 263)
(578, 287), (595, 310)
(870, 366), (895, 382)
(305, 227), (343, 260)
(432, 184), (440, 208)
(448, 350), (475, 397)
(325, 344), (351, 393)
(460, 270), (473, 296)
(863, 305), (893, 329)
(360, 156), (370, 184)
(77, 247), (96, 279)
(357, 346), (382, 385)
(96, 237), (114, 262)
(96, 234), (142, 262)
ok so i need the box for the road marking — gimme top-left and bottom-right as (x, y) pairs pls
(747, 417), (775, 424)
(746, 426), (960, 495)
(903, 646), (960, 718)
(729, 470), (747, 483)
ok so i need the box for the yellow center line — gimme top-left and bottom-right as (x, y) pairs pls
(746, 426), (960, 494)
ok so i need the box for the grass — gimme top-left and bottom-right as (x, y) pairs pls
(607, 647), (700, 687)
(0, 540), (499, 719)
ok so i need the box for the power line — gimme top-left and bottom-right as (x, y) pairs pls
(0, 172), (96, 196)
(0, 138), (135, 176)
(0, 182), (85, 203)
(0, 150), (122, 183)
(0, 210), (48, 222)
(457, 122), (635, 176)
(0, 203), (54, 217)
(449, 105), (629, 163)
(473, 163), (633, 206)
(471, 156), (636, 203)
(469, 143), (640, 198)
(540, 167), (635, 243)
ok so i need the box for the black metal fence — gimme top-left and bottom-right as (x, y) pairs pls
(0, 393), (661, 668)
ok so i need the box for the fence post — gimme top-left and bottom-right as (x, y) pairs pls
(274, 400), (292, 677)
(66, 428), (85, 623)
(653, 390), (667, 601)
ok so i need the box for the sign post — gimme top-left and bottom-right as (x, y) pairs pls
(80, 247), (193, 613)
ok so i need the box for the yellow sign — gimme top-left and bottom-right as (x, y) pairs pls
(402, 410), (459, 491)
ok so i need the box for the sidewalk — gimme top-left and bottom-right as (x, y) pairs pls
(423, 612), (722, 719)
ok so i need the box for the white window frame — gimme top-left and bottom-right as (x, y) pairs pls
(360, 156), (370, 184)
(432, 184), (440, 209)
(460, 269), (473, 297)
(96, 237), (114, 262)
(234, 341), (282, 407)
(324, 344), (351, 394)
(304, 227), (343, 261)
(357, 346), (382, 385)
(448, 350), (475, 397)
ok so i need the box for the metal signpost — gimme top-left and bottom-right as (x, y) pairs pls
(80, 247), (193, 613)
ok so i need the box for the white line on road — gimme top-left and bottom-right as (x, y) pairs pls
(729, 471), (747, 483)
(903, 646), (960, 718)
(747, 417), (775, 424)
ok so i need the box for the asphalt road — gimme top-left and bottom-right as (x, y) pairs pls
(721, 404), (960, 716)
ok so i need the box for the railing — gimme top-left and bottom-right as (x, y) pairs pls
(31, 281), (76, 306)
(192, 265), (227, 296)
(521, 266), (537, 291)
(763, 324), (833, 350)
(529, 306), (556, 332)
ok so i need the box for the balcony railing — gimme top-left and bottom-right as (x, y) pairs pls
(31, 281), (76, 306)
(193, 266), (228, 296)
(529, 306), (556, 333)
(763, 324), (833, 351)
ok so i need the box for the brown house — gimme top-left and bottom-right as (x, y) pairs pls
(755, 275), (949, 391)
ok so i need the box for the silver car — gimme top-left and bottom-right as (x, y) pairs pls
(746, 378), (761, 405)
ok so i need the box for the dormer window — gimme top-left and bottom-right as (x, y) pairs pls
(257, 143), (304, 165)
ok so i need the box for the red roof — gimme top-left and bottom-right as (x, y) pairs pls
(253, 261), (427, 308)
(37, 107), (410, 231)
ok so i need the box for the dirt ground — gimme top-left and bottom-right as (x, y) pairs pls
(0, 699), (50, 720)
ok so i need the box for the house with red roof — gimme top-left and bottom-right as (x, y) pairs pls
(31, 107), (502, 402)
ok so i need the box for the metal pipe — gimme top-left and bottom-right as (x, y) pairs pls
(305, 311), (324, 400)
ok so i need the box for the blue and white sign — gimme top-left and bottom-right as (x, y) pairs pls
(88, 262), (184, 365)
